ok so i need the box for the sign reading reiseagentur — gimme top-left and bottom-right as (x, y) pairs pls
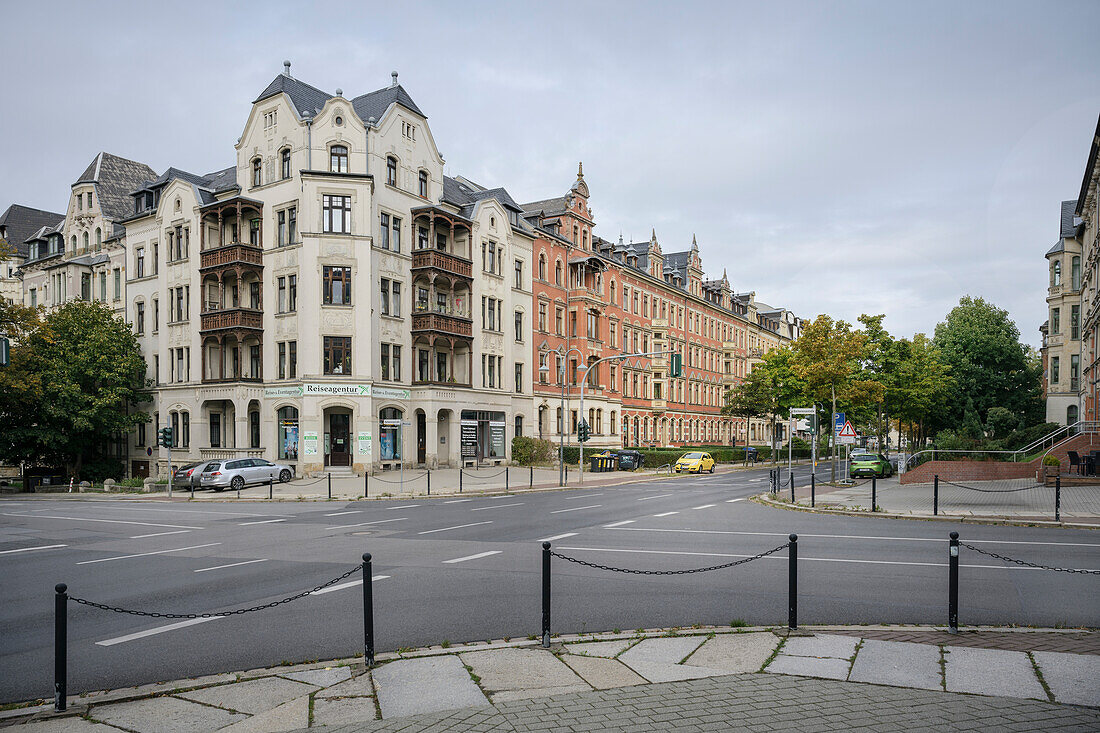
(303, 383), (372, 396)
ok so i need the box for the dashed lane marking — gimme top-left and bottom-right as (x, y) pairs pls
(238, 519), (288, 526)
(0, 513), (201, 530)
(726, 498), (747, 503)
(0, 544), (67, 555)
(325, 518), (407, 530)
(653, 512), (679, 517)
(692, 504), (717, 510)
(636, 494), (673, 501)
(443, 551), (503, 564)
(564, 493), (604, 500)
(325, 511), (361, 517)
(388, 505), (420, 510)
(538, 532), (579, 542)
(96, 618), (221, 646)
(471, 502), (524, 511)
(76, 543), (222, 566)
(418, 521), (492, 535)
(194, 559), (269, 573)
(311, 576), (389, 595)
(603, 520), (635, 528)
(443, 499), (472, 504)
(550, 505), (602, 514)
(130, 530), (191, 539)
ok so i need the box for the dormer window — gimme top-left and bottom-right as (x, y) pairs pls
(330, 145), (348, 173)
(252, 158), (262, 187)
(281, 148), (291, 179)
(386, 156), (397, 186)
(418, 170), (428, 198)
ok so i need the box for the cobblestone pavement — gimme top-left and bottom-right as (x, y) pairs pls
(319, 673), (1100, 732)
(825, 629), (1100, 654)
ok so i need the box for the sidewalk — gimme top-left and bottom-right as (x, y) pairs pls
(5, 626), (1097, 731)
(764, 475), (1100, 525)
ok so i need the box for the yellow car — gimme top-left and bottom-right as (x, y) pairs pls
(674, 452), (715, 474)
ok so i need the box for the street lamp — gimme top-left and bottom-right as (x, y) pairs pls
(539, 346), (584, 487)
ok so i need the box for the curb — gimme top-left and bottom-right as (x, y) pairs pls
(752, 492), (1100, 529)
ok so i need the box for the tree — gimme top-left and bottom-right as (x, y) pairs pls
(723, 348), (804, 464)
(891, 333), (953, 448)
(932, 297), (1043, 432)
(0, 300), (151, 479)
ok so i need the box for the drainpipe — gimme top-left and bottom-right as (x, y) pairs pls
(306, 117), (313, 169)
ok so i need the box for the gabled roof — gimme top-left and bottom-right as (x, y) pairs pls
(75, 152), (157, 222)
(255, 73), (333, 118)
(0, 204), (65, 257)
(520, 196), (568, 216)
(351, 84), (425, 123)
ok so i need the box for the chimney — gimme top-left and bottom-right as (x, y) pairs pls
(391, 71), (399, 87)
(283, 60), (292, 76)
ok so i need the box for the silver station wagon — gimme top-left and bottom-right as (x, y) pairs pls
(200, 458), (294, 491)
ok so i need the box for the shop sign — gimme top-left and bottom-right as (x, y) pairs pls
(265, 385), (304, 398)
(460, 419), (478, 458)
(373, 386), (410, 400)
(303, 383), (371, 396)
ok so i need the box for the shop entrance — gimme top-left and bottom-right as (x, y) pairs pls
(416, 411), (426, 465)
(326, 411), (351, 467)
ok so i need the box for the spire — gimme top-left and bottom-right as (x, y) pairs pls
(577, 161), (584, 179)
(651, 228), (657, 242)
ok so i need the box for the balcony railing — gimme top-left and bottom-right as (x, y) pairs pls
(200, 243), (263, 270)
(201, 375), (264, 385)
(411, 311), (473, 338)
(413, 377), (472, 389)
(200, 308), (263, 331)
(411, 248), (473, 279)
(199, 448), (266, 460)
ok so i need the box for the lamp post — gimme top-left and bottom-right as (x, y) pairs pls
(540, 346), (584, 487)
(577, 350), (669, 484)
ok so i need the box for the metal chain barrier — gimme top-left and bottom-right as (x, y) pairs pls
(550, 542), (789, 576)
(461, 468), (509, 481)
(69, 564), (363, 618)
(285, 476), (333, 487)
(960, 543), (1100, 575)
(942, 480), (1044, 493)
(368, 471), (428, 485)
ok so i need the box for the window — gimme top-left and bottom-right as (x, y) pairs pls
(515, 363), (523, 393)
(83, 232), (89, 251)
(95, 227), (102, 250)
(1052, 308), (1060, 335)
(323, 336), (352, 374)
(1071, 305), (1080, 340)
(418, 170), (428, 198)
(555, 261), (563, 285)
(538, 254), (546, 280)
(539, 352), (549, 383)
(379, 407), (402, 460)
(330, 145), (348, 173)
(99, 272), (107, 301)
(252, 158), (262, 187)
(288, 274), (297, 312)
(1072, 256), (1082, 291)
(1071, 354), (1080, 390)
(386, 156), (397, 186)
(135, 301), (145, 334)
(555, 307), (563, 336)
(515, 310), (523, 341)
(380, 278), (401, 316)
(515, 415), (523, 438)
(323, 194), (351, 233)
(277, 210), (287, 246)
(278, 276), (287, 313)
(1051, 260), (1062, 287)
(391, 215), (401, 252)
(136, 247), (145, 278)
(1051, 356), (1060, 384)
(278, 341), (286, 379)
(538, 303), (547, 331)
(485, 240), (497, 273)
(380, 343), (401, 380)
(323, 266), (352, 305)
(281, 148), (291, 179)
(209, 413), (222, 448)
(514, 259), (523, 289)
(250, 218), (259, 245)
(487, 298), (497, 330)
(288, 207), (297, 244)
(152, 297), (158, 330)
(279, 406), (299, 460)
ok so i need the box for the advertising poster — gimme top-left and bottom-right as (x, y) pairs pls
(357, 431), (372, 459)
(460, 419), (478, 458)
(302, 431), (319, 456)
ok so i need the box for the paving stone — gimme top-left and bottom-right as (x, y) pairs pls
(373, 655), (489, 718)
(781, 634), (859, 660)
(765, 654), (852, 680)
(312, 696), (380, 726)
(561, 654), (648, 690)
(562, 639), (635, 658)
(89, 696), (248, 733)
(460, 648), (586, 695)
(315, 672), (376, 699)
(489, 685), (592, 703)
(4, 718), (124, 733)
(279, 666), (352, 688)
(944, 647), (1046, 700)
(1032, 651), (1100, 706)
(176, 676), (317, 714)
(618, 636), (707, 667)
(683, 633), (781, 673)
(847, 639), (942, 691)
(215, 694), (309, 733)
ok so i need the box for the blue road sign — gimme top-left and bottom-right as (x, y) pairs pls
(834, 412), (845, 434)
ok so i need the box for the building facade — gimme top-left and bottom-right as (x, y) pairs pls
(0, 204), (65, 305)
(1043, 200), (1085, 425)
(1077, 115), (1100, 424)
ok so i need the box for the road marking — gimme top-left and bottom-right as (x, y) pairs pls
(0, 544), (67, 555)
(603, 520), (636, 528)
(726, 498), (747, 503)
(555, 546), (1097, 571)
(565, 493), (604, 500)
(388, 504), (420, 510)
(443, 499), (472, 504)
(749, 478), (763, 482)
(77, 543), (221, 565)
(71, 505), (289, 518)
(325, 511), (361, 517)
(550, 504), (602, 514)
(326, 518), (407, 530)
(194, 559), (269, 573)
(130, 530), (191, 539)
(637, 494), (673, 501)
(311, 575), (389, 595)
(538, 532), (579, 542)
(692, 504), (716, 510)
(0, 513), (200, 530)
(418, 521), (492, 535)
(443, 551), (503, 564)
(238, 519), (288, 526)
(471, 502), (524, 511)
(654, 511), (679, 517)
(96, 617), (221, 646)
(603, 527), (1100, 548)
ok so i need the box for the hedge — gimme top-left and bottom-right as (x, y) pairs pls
(512, 436), (555, 466)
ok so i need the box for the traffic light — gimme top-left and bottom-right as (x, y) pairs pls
(669, 353), (683, 378)
(805, 414), (817, 435)
(578, 420), (590, 443)
(159, 426), (173, 448)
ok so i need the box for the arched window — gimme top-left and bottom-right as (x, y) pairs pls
(379, 407), (403, 460)
(573, 225), (578, 245)
(278, 406), (299, 460)
(281, 148), (291, 179)
(610, 281), (616, 304)
(538, 254), (546, 280)
(1072, 256), (1082, 291)
(251, 157), (262, 187)
(386, 156), (397, 186)
(514, 414), (523, 438)
(70, 235), (76, 252)
(555, 260), (563, 286)
(582, 230), (588, 250)
(610, 411), (617, 434)
(95, 227), (102, 250)
(1051, 260), (1062, 287)
(418, 170), (429, 198)
(330, 145), (348, 173)
(1068, 404), (1079, 425)
(82, 232), (89, 250)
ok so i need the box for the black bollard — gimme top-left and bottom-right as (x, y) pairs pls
(268, 478), (273, 500)
(871, 476), (877, 512)
(362, 553), (375, 665)
(809, 474), (814, 507)
(328, 473), (332, 500)
(427, 468), (431, 496)
(459, 468), (463, 493)
(530, 465), (534, 489)
(948, 531), (959, 633)
(542, 542), (552, 648)
(934, 475), (939, 516)
(788, 534), (798, 630)
(54, 583), (67, 712)
(364, 471), (369, 498)
(1055, 475), (1061, 522)
(505, 467), (509, 493)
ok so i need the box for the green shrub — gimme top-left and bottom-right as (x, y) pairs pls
(1042, 454), (1060, 467)
(512, 436), (554, 465)
(119, 477), (145, 488)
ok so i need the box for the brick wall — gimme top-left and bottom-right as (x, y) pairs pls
(899, 433), (1100, 484)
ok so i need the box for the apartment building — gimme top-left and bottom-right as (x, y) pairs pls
(1043, 200), (1085, 425)
(1077, 115), (1100, 424)
(0, 204), (65, 304)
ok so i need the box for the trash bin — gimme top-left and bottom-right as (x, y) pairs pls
(745, 447), (758, 464)
(616, 450), (643, 471)
(589, 452), (618, 473)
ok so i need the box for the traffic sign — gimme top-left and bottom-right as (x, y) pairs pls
(838, 420), (857, 438)
(833, 413), (845, 434)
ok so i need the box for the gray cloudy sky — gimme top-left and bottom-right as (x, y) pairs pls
(3, 0), (1098, 345)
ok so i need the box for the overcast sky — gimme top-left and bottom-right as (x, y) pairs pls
(2, 0), (1097, 346)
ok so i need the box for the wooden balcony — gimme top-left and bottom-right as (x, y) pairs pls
(200, 243), (264, 271)
(411, 311), (473, 339)
(200, 307), (263, 332)
(411, 249), (473, 280)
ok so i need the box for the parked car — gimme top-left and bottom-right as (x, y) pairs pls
(172, 463), (205, 490)
(200, 458), (294, 491)
(849, 451), (893, 479)
(675, 452), (716, 474)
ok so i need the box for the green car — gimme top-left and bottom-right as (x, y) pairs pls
(849, 451), (893, 479)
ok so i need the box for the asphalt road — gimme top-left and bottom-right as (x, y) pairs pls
(1, 462), (1097, 703)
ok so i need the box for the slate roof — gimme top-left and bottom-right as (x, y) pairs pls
(254, 74), (333, 118)
(352, 84), (425, 123)
(1060, 199), (1081, 238)
(520, 196), (567, 216)
(75, 152), (157, 223)
(0, 204), (65, 257)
